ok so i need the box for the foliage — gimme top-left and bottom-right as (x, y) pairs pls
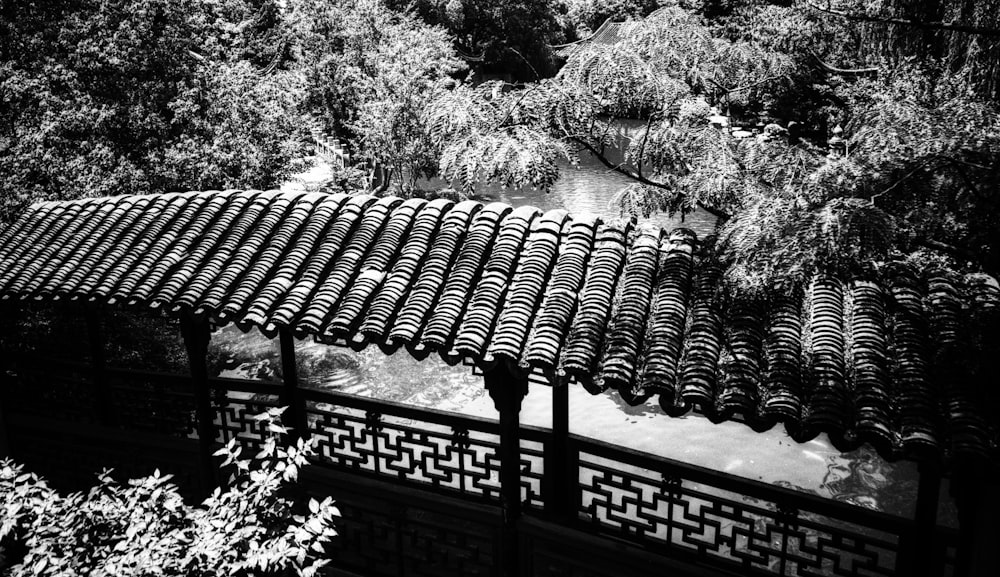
(0, 0), (310, 220)
(320, 164), (372, 195)
(423, 0), (1000, 293)
(0, 407), (339, 577)
(563, 0), (668, 35)
(389, 0), (566, 79)
(426, 81), (577, 192)
(289, 0), (464, 193)
(423, 6), (793, 197)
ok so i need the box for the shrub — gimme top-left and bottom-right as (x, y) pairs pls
(0, 407), (338, 577)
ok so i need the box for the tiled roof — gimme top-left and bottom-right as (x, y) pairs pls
(554, 19), (626, 58)
(0, 190), (998, 463)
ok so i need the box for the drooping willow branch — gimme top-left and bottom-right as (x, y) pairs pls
(808, 51), (879, 76)
(571, 136), (731, 220)
(707, 75), (791, 96)
(807, 1), (1000, 37)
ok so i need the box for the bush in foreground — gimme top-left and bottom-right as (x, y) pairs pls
(0, 407), (338, 577)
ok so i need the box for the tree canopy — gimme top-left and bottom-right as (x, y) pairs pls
(289, 0), (464, 192)
(0, 0), (309, 220)
(2, 0), (999, 292)
(421, 0), (1000, 292)
(389, 0), (566, 79)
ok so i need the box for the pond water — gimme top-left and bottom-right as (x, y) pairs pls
(472, 155), (719, 237)
(240, 149), (941, 521)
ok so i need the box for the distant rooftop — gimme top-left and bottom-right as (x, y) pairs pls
(553, 18), (628, 58)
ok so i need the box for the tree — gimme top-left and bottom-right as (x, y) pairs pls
(0, 407), (338, 577)
(0, 0), (310, 220)
(289, 0), (464, 193)
(389, 0), (566, 80)
(563, 0), (667, 34)
(422, 0), (1000, 292)
(426, 6), (795, 209)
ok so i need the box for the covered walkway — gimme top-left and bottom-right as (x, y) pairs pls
(0, 189), (998, 575)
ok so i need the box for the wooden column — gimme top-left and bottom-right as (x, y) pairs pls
(84, 306), (115, 427)
(0, 371), (9, 458)
(0, 307), (11, 458)
(902, 460), (942, 575)
(278, 328), (308, 441)
(0, 403), (8, 458)
(485, 363), (528, 577)
(181, 314), (217, 494)
(545, 379), (573, 521)
(952, 461), (1000, 577)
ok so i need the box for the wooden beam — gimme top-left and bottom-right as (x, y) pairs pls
(485, 363), (528, 577)
(181, 314), (217, 495)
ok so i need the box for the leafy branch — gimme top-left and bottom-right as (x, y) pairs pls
(0, 407), (339, 577)
(806, 1), (1000, 37)
(571, 135), (730, 219)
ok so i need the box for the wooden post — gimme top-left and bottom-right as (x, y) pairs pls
(545, 379), (573, 521)
(0, 307), (12, 458)
(0, 369), (9, 457)
(901, 460), (942, 575)
(485, 363), (528, 577)
(952, 461), (1000, 577)
(278, 328), (307, 440)
(181, 314), (217, 494)
(84, 306), (116, 427)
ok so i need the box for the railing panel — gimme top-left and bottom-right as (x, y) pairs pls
(208, 378), (283, 452)
(572, 435), (909, 577)
(106, 369), (196, 437)
(4, 414), (204, 496)
(200, 381), (551, 506)
(3, 359), (100, 424)
(307, 404), (503, 499)
(303, 392), (508, 503)
(520, 426), (548, 510)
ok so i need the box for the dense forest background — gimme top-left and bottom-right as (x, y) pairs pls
(2, 0), (999, 292)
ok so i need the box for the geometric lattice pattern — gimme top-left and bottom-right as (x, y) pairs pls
(575, 437), (903, 576)
(204, 380), (547, 506)
(301, 389), (546, 507)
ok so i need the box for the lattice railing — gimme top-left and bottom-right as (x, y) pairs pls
(3, 359), (101, 424)
(107, 368), (196, 437)
(571, 435), (913, 576)
(1, 354), (959, 577)
(203, 380), (547, 507)
(209, 377), (283, 452)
